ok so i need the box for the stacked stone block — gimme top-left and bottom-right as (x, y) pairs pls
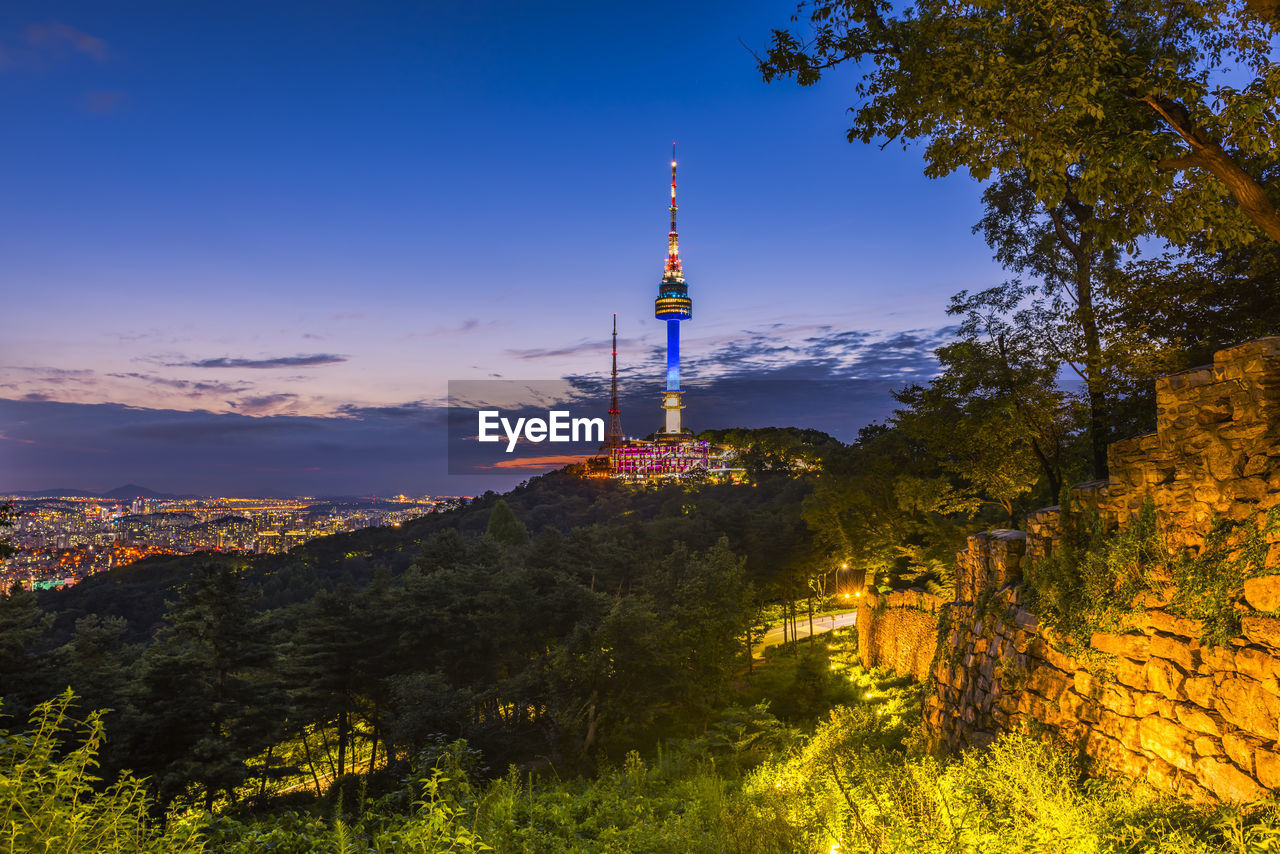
(859, 338), (1280, 802)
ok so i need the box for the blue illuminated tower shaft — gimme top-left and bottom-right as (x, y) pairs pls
(667, 319), (680, 390)
(654, 147), (692, 434)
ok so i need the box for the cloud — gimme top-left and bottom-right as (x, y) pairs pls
(506, 338), (637, 360)
(4, 365), (94, 377)
(0, 430), (36, 445)
(106, 372), (251, 395)
(485, 453), (596, 470)
(177, 354), (349, 369)
(553, 324), (950, 394)
(228, 394), (298, 415)
(80, 90), (126, 114)
(335, 401), (446, 422)
(23, 21), (108, 61)
(398, 318), (497, 341)
(0, 366), (97, 392)
(114, 417), (316, 443)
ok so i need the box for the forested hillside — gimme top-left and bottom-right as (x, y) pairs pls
(3, 457), (841, 814)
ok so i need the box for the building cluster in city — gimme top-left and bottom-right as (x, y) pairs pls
(0, 493), (463, 591)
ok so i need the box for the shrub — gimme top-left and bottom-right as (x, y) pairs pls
(1025, 500), (1280, 647)
(0, 690), (202, 854)
(746, 722), (1280, 854)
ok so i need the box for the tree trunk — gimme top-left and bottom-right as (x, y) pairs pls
(582, 690), (600, 757)
(337, 710), (349, 779)
(259, 744), (274, 801)
(790, 598), (799, 655)
(807, 594), (815, 650)
(1069, 210), (1108, 478)
(301, 730), (324, 796)
(317, 723), (338, 779)
(1048, 196), (1107, 479)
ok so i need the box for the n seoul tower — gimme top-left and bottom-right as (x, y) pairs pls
(654, 145), (693, 435)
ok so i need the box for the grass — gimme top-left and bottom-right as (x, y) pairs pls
(12, 678), (1280, 854)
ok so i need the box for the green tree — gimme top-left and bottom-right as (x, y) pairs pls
(760, 0), (1280, 247)
(1113, 237), (1280, 377)
(0, 583), (54, 723)
(803, 424), (975, 593)
(131, 562), (281, 810)
(55, 614), (143, 779)
(484, 498), (528, 546)
(894, 385), (1041, 523)
(282, 587), (369, 783)
(937, 286), (1083, 497)
(974, 170), (1126, 475)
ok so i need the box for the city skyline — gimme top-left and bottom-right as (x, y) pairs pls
(2, 1), (1007, 494)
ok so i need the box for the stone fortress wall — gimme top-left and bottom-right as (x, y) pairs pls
(856, 337), (1280, 802)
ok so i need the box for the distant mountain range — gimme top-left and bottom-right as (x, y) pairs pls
(7, 484), (198, 500)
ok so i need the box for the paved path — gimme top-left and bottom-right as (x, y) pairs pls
(754, 609), (857, 655)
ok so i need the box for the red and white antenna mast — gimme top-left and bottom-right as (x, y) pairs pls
(605, 312), (623, 450)
(664, 143), (682, 282)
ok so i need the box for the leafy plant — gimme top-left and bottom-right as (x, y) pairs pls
(1168, 507), (1280, 645)
(0, 690), (203, 854)
(1026, 498), (1280, 647)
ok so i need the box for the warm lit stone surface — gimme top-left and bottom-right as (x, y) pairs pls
(1245, 576), (1280, 613)
(885, 340), (1280, 802)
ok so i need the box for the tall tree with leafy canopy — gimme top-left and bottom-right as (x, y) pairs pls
(936, 286), (1083, 497)
(130, 562), (282, 810)
(760, 0), (1280, 248)
(282, 587), (371, 783)
(0, 584), (54, 722)
(804, 424), (977, 592)
(485, 498), (529, 546)
(973, 170), (1126, 475)
(894, 384), (1042, 523)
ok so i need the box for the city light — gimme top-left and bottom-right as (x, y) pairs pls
(0, 493), (464, 589)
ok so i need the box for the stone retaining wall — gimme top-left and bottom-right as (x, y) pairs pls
(857, 338), (1280, 801)
(855, 588), (943, 682)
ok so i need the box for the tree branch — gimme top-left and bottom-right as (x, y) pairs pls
(1142, 94), (1280, 243)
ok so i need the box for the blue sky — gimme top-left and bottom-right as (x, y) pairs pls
(1, 1), (1007, 495)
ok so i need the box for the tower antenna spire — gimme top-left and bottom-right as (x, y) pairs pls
(605, 313), (623, 450)
(665, 143), (681, 281)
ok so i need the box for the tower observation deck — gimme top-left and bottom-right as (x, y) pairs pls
(655, 145), (692, 435)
